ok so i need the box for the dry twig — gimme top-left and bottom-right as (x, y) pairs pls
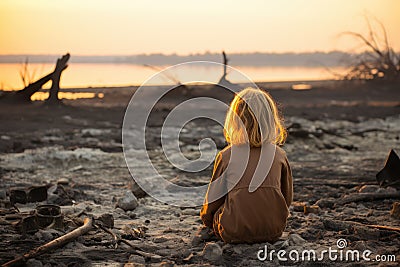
(2, 217), (93, 267)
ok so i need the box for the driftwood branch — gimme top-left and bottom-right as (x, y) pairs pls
(2, 217), (93, 267)
(337, 192), (400, 205)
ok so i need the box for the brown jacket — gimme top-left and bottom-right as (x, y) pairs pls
(200, 145), (293, 243)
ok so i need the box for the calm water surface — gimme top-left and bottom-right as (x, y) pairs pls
(0, 63), (348, 90)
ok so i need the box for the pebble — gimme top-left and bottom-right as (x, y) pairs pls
(116, 191), (139, 211)
(57, 178), (69, 185)
(191, 235), (203, 246)
(127, 211), (137, 219)
(202, 242), (223, 263)
(153, 236), (168, 243)
(129, 182), (147, 199)
(358, 184), (380, 193)
(34, 229), (61, 242)
(304, 205), (320, 215)
(181, 208), (199, 216)
(0, 135), (11, 140)
(149, 254), (163, 263)
(198, 226), (214, 240)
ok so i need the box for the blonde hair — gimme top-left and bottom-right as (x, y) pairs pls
(224, 87), (286, 147)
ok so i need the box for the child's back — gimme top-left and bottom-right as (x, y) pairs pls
(200, 87), (293, 244)
(201, 145), (292, 243)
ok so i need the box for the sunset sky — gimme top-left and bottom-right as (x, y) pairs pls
(0, 0), (399, 55)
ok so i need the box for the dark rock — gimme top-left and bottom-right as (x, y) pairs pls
(27, 186), (48, 202)
(128, 181), (147, 199)
(376, 149), (400, 189)
(304, 205), (320, 215)
(202, 242), (223, 264)
(9, 188), (27, 204)
(97, 213), (114, 228)
(314, 198), (335, 209)
(292, 202), (306, 212)
(116, 191), (138, 211)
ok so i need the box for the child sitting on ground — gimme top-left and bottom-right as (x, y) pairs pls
(200, 87), (293, 244)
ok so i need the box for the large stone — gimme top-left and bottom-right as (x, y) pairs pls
(202, 242), (223, 264)
(117, 191), (139, 211)
(288, 234), (306, 246)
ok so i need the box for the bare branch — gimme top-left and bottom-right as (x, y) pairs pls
(364, 15), (380, 52)
(341, 31), (383, 57)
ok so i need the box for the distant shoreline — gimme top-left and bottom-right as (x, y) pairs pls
(0, 51), (359, 67)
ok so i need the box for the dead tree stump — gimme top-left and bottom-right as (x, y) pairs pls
(0, 53), (70, 104)
(46, 54), (70, 104)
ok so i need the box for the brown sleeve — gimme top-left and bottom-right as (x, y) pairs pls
(281, 156), (293, 208)
(200, 152), (227, 227)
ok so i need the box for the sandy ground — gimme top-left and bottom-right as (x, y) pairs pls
(0, 80), (400, 266)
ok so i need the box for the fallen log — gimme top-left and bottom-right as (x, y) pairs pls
(337, 192), (400, 205)
(2, 217), (93, 267)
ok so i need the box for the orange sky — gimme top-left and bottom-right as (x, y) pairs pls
(0, 0), (399, 55)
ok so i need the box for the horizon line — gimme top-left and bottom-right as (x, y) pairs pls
(0, 50), (375, 57)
